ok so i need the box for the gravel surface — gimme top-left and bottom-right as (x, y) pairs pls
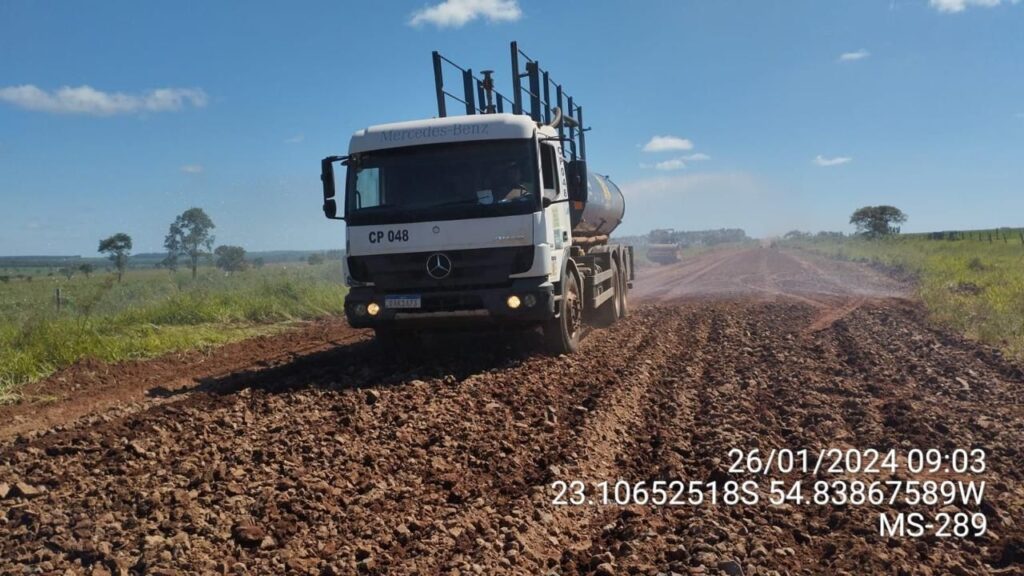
(1, 248), (1022, 575)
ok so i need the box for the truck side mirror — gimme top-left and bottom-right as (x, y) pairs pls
(321, 156), (346, 220)
(566, 160), (588, 203)
(323, 198), (339, 219)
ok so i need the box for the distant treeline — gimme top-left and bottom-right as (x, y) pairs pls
(782, 227), (1024, 244)
(911, 228), (1024, 243)
(616, 228), (750, 247)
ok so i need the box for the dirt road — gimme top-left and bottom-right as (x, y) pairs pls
(2, 248), (1022, 575)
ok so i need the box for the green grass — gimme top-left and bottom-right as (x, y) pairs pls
(784, 230), (1024, 359)
(0, 262), (347, 402)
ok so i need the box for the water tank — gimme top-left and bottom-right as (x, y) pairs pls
(570, 171), (625, 238)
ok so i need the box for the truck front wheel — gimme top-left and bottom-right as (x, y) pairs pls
(544, 272), (582, 355)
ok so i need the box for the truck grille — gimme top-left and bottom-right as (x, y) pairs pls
(349, 246), (533, 291)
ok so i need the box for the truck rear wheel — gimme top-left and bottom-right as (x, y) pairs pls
(593, 261), (620, 327)
(617, 262), (629, 319)
(544, 271), (582, 355)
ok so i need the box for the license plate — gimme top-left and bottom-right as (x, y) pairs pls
(385, 295), (421, 309)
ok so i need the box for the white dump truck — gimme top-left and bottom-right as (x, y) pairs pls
(321, 42), (633, 354)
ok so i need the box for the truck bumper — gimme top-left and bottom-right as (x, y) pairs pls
(344, 277), (556, 329)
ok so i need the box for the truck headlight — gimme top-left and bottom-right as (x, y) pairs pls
(367, 302), (381, 316)
(354, 304), (368, 316)
(523, 294), (537, 308)
(506, 295), (521, 309)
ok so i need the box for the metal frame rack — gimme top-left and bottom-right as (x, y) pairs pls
(432, 41), (588, 162)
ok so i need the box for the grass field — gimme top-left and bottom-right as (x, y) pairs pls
(0, 263), (347, 402)
(784, 230), (1024, 359)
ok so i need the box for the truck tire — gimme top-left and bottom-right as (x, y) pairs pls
(593, 260), (620, 327)
(544, 271), (582, 355)
(617, 261), (629, 319)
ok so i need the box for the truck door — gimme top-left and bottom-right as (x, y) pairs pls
(541, 142), (569, 283)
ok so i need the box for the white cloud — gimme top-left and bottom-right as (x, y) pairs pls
(814, 155), (852, 167)
(180, 164), (204, 174)
(0, 85), (208, 116)
(285, 134), (304, 144)
(642, 152), (710, 170)
(642, 135), (694, 153)
(409, 0), (522, 27)
(838, 49), (870, 62)
(929, 0), (1015, 12)
(655, 159), (686, 171)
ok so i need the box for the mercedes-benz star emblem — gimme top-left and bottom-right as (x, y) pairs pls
(426, 253), (452, 280)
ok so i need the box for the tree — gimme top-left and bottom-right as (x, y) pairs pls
(252, 257), (265, 269)
(98, 233), (133, 282)
(214, 245), (248, 272)
(59, 267), (74, 280)
(78, 263), (95, 278)
(850, 206), (907, 238)
(307, 253), (325, 266)
(160, 252), (179, 273)
(165, 208), (215, 279)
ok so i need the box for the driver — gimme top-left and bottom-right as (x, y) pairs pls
(491, 162), (532, 202)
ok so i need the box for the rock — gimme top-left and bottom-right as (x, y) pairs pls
(947, 564), (971, 576)
(394, 523), (412, 543)
(0, 483), (9, 499)
(665, 545), (688, 562)
(717, 559), (744, 576)
(231, 523), (265, 547)
(14, 482), (43, 498)
(594, 562), (615, 576)
(993, 536), (1024, 567)
(365, 390), (381, 405)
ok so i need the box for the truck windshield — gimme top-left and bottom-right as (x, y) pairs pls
(345, 139), (539, 225)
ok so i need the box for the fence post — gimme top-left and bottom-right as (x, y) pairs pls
(55, 287), (62, 312)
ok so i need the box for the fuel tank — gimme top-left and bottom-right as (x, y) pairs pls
(570, 171), (625, 238)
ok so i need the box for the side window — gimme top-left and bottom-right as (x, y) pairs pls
(354, 167), (381, 208)
(541, 144), (560, 196)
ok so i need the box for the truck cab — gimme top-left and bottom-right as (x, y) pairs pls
(326, 113), (571, 330)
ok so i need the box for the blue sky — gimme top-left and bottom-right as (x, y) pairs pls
(1, 0), (1022, 255)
